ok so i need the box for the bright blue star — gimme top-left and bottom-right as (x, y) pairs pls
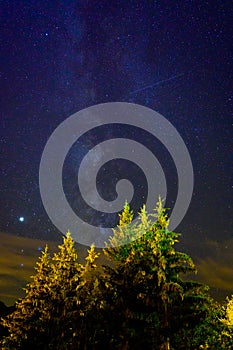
(19, 216), (24, 222)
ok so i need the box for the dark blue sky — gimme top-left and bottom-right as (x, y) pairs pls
(1, 0), (232, 251)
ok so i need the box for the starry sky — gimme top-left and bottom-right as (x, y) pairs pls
(0, 1), (232, 304)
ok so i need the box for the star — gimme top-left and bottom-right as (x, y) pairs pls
(0, 0), (232, 307)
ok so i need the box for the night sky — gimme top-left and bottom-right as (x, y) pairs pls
(0, 1), (232, 304)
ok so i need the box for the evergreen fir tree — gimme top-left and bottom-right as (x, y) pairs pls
(0, 233), (100, 350)
(1, 245), (52, 349)
(100, 198), (210, 350)
(47, 231), (84, 349)
(225, 295), (233, 327)
(1, 201), (232, 349)
(189, 296), (233, 349)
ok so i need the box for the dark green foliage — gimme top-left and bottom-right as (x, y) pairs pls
(99, 199), (210, 349)
(0, 234), (99, 350)
(1, 200), (232, 349)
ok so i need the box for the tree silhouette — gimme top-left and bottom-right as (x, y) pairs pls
(1, 245), (52, 349)
(99, 198), (211, 349)
(1, 200), (232, 349)
(0, 233), (99, 350)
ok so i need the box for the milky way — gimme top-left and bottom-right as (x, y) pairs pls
(1, 2), (232, 251)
